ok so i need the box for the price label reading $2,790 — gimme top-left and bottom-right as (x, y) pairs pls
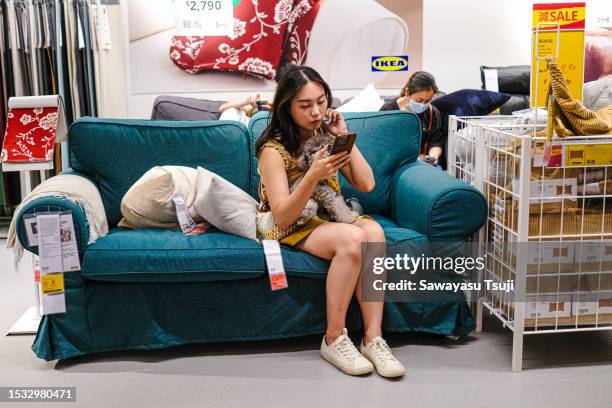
(176, 0), (233, 36)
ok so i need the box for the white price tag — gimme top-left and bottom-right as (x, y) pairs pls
(36, 214), (67, 315)
(37, 214), (62, 274)
(483, 69), (499, 92)
(92, 4), (112, 50)
(60, 213), (81, 272)
(262, 240), (288, 291)
(173, 193), (197, 234)
(176, 0), (234, 36)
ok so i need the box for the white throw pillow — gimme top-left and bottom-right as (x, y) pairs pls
(336, 84), (384, 112)
(194, 166), (258, 241)
(119, 166), (200, 229)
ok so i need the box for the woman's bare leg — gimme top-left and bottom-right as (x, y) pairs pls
(351, 218), (386, 345)
(297, 222), (367, 344)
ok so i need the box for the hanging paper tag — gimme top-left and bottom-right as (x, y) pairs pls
(40, 274), (67, 315)
(176, 0), (234, 36)
(262, 240), (288, 291)
(186, 221), (212, 236)
(173, 193), (197, 234)
(37, 214), (62, 274)
(36, 214), (67, 315)
(543, 143), (563, 168)
(98, 5), (113, 50)
(34, 256), (41, 283)
(23, 215), (38, 247)
(60, 212), (81, 272)
(41, 274), (65, 295)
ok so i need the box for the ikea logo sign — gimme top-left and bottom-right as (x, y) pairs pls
(371, 56), (408, 72)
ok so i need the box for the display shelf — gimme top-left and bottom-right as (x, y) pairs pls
(448, 114), (612, 371)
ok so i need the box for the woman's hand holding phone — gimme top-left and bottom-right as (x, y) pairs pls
(306, 146), (350, 182)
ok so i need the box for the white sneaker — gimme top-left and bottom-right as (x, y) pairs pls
(320, 328), (374, 376)
(360, 336), (406, 378)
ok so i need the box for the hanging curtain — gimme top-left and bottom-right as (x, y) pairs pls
(1, 0), (106, 212)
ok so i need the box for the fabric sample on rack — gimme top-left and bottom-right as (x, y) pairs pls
(93, 3), (126, 118)
(13, 0), (33, 95)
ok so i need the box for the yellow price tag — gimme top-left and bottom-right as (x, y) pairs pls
(41, 274), (65, 295)
(565, 143), (612, 167)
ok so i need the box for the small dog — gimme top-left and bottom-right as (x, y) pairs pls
(290, 131), (359, 224)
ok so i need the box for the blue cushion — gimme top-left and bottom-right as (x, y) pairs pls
(431, 89), (510, 117)
(248, 111), (421, 216)
(82, 216), (427, 283)
(68, 118), (251, 227)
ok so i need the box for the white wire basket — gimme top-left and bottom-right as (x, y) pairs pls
(448, 114), (612, 371)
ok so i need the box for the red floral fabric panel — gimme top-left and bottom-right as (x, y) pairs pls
(1, 107), (58, 163)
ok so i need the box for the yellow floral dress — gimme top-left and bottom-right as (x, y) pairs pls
(256, 139), (367, 247)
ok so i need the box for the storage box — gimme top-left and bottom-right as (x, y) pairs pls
(525, 296), (572, 319)
(511, 241), (576, 274)
(498, 207), (612, 237)
(501, 295), (572, 327)
(571, 293), (612, 325)
(574, 241), (612, 273)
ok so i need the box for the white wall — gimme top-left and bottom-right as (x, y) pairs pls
(422, 0), (532, 92)
(422, 0), (604, 93)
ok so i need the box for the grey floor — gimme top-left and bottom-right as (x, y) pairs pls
(1, 239), (612, 408)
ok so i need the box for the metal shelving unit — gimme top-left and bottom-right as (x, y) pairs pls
(448, 115), (612, 371)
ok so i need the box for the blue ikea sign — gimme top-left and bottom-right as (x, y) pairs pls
(371, 56), (409, 72)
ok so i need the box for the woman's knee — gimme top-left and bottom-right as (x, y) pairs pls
(359, 220), (386, 243)
(335, 226), (367, 260)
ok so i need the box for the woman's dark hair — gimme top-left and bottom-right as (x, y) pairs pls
(401, 71), (439, 97)
(256, 65), (332, 158)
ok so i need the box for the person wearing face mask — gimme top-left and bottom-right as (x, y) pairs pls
(379, 71), (444, 168)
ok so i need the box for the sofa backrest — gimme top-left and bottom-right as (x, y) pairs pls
(69, 118), (251, 227)
(248, 111), (421, 216)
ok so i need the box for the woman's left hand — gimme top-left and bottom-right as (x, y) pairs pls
(326, 108), (348, 135)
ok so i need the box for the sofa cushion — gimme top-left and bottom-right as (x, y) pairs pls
(69, 118), (251, 227)
(248, 111), (421, 216)
(150, 95), (224, 121)
(119, 166), (200, 230)
(194, 166), (259, 241)
(81, 216), (426, 283)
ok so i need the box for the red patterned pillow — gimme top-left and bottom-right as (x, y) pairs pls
(170, 0), (295, 80)
(281, 0), (322, 67)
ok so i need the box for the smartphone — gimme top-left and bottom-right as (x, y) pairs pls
(328, 132), (357, 155)
(256, 100), (271, 111)
(424, 155), (438, 164)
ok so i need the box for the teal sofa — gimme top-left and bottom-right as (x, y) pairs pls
(14, 111), (486, 361)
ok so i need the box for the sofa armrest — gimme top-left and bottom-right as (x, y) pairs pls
(390, 161), (487, 240)
(10, 171), (107, 255)
(15, 196), (92, 255)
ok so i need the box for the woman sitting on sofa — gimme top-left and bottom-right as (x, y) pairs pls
(255, 65), (405, 378)
(380, 71), (445, 168)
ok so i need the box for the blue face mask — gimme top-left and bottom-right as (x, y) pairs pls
(408, 99), (430, 114)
